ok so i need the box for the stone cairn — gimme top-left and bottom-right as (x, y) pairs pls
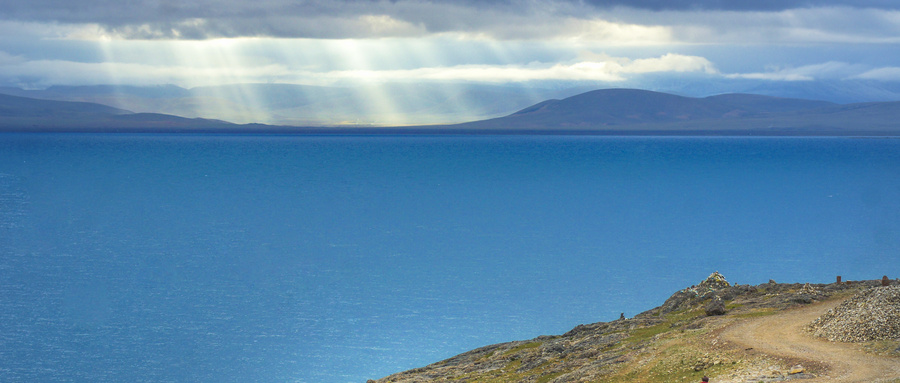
(800, 282), (821, 295)
(698, 271), (731, 290)
(659, 272), (733, 316)
(699, 272), (730, 316)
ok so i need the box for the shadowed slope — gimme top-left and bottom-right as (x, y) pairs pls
(0, 93), (246, 131)
(0, 93), (131, 118)
(456, 88), (847, 131)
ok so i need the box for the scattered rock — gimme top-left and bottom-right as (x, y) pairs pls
(694, 356), (713, 371)
(808, 286), (900, 342)
(799, 283), (820, 295)
(705, 295), (727, 316)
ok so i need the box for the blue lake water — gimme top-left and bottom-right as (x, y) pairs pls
(1, 133), (899, 382)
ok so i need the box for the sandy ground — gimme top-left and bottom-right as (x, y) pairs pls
(719, 298), (900, 382)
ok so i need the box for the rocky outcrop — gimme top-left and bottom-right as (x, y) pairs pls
(705, 295), (727, 316)
(370, 277), (890, 383)
(656, 272), (753, 315)
(699, 271), (731, 289)
(808, 286), (900, 342)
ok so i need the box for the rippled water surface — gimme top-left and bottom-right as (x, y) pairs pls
(1, 134), (899, 382)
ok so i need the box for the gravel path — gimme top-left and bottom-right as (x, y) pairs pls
(720, 298), (900, 382)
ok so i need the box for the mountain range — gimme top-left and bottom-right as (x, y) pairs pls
(0, 83), (575, 126)
(2, 87), (900, 134)
(0, 93), (248, 131)
(449, 89), (900, 134)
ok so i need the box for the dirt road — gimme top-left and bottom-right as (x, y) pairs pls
(720, 298), (900, 382)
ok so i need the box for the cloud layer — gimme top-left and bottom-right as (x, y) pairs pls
(0, 0), (898, 42)
(0, 0), (899, 107)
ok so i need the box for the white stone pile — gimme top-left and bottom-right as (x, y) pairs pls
(808, 286), (900, 342)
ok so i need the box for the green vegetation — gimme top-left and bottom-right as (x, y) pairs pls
(732, 308), (777, 318)
(535, 371), (565, 383)
(861, 340), (900, 357)
(501, 341), (542, 356)
(374, 279), (896, 383)
(623, 309), (705, 345)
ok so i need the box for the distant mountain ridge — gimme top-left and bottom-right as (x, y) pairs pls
(452, 88), (900, 134)
(3, 88), (900, 134)
(0, 93), (131, 118)
(0, 83), (573, 126)
(508, 89), (835, 122)
(0, 93), (247, 131)
(7, 78), (900, 126)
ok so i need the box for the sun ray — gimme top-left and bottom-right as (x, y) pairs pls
(164, 38), (276, 123)
(328, 39), (403, 126)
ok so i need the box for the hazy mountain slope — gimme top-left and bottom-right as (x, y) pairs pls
(453, 88), (900, 133)
(0, 93), (247, 131)
(0, 83), (577, 126)
(0, 93), (131, 118)
(5, 80), (900, 126)
(701, 93), (835, 114)
(5, 86), (900, 134)
(649, 78), (900, 104)
(508, 89), (733, 123)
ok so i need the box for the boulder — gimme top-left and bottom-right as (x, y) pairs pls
(704, 295), (727, 316)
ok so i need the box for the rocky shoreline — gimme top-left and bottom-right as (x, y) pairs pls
(369, 273), (900, 383)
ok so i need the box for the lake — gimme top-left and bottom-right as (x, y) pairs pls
(1, 133), (898, 382)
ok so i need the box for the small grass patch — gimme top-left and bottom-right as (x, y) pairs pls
(628, 322), (672, 343)
(460, 358), (573, 383)
(501, 341), (541, 356)
(476, 350), (496, 362)
(618, 345), (739, 383)
(860, 340), (900, 357)
(622, 310), (705, 346)
(536, 371), (565, 383)
(452, 359), (525, 383)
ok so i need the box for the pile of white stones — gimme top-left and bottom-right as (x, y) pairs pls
(808, 286), (900, 342)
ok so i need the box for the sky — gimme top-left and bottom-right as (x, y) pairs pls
(1, 0), (900, 101)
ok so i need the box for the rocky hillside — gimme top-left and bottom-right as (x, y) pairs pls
(369, 273), (900, 383)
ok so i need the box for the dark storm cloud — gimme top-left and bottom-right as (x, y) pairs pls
(581, 0), (899, 11)
(1, 0), (898, 40)
(2, 0), (896, 24)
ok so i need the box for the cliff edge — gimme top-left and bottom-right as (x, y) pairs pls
(370, 273), (900, 383)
